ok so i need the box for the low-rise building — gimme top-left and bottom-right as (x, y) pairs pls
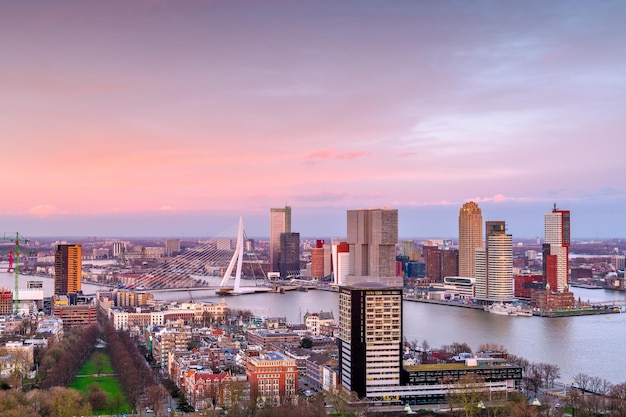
(246, 351), (298, 407)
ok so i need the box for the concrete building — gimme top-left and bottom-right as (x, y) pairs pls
(543, 205), (571, 292)
(54, 244), (82, 297)
(476, 221), (513, 301)
(346, 208), (398, 280)
(458, 202), (483, 278)
(165, 238), (181, 256)
(337, 282), (403, 399)
(270, 206), (291, 273)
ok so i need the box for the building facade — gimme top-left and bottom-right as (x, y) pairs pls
(475, 221), (513, 301)
(346, 208), (398, 279)
(54, 244), (82, 297)
(543, 205), (571, 292)
(332, 242), (350, 286)
(270, 206), (292, 273)
(279, 232), (300, 279)
(338, 282), (403, 399)
(246, 352), (298, 406)
(458, 202), (483, 278)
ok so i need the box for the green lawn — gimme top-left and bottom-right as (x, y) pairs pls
(69, 350), (132, 415)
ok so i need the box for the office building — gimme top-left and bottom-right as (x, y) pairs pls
(311, 240), (325, 279)
(54, 244), (82, 297)
(332, 241), (350, 286)
(543, 205), (570, 292)
(337, 282), (403, 399)
(246, 351), (298, 406)
(346, 208), (398, 279)
(279, 232), (300, 279)
(270, 206), (292, 272)
(475, 221), (513, 301)
(165, 239), (181, 257)
(458, 202), (483, 278)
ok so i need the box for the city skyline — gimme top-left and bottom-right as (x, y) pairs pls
(2, 1), (626, 238)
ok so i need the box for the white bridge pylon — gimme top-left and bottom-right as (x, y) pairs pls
(219, 217), (245, 290)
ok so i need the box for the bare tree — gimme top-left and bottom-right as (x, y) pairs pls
(447, 373), (488, 417)
(476, 342), (508, 355)
(542, 363), (561, 388)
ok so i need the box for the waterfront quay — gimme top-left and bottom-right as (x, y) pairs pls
(402, 290), (621, 317)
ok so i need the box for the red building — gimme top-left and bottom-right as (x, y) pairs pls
(184, 370), (231, 411)
(423, 246), (459, 282)
(514, 274), (543, 300)
(0, 289), (12, 315)
(246, 351), (298, 406)
(311, 240), (325, 279)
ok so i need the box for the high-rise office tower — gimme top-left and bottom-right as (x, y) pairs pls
(311, 240), (325, 279)
(543, 204), (570, 292)
(476, 221), (513, 301)
(270, 206), (291, 273)
(279, 232), (300, 279)
(54, 244), (82, 296)
(338, 282), (403, 399)
(458, 202), (483, 278)
(165, 238), (181, 257)
(332, 241), (350, 286)
(346, 208), (398, 278)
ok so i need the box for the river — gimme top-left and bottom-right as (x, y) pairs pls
(3, 270), (625, 385)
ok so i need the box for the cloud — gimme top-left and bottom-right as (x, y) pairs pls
(28, 205), (62, 217)
(304, 149), (370, 160)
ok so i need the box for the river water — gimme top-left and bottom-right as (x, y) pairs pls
(4, 270), (625, 385)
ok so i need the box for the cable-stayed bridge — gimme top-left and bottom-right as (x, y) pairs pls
(132, 218), (270, 294)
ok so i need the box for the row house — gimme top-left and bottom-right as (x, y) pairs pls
(303, 310), (335, 336)
(184, 369), (231, 410)
(305, 353), (337, 390)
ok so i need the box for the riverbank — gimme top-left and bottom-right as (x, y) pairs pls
(403, 295), (622, 317)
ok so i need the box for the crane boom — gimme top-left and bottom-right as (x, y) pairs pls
(2, 232), (29, 315)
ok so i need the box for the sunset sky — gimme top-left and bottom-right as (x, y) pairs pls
(2, 1), (625, 239)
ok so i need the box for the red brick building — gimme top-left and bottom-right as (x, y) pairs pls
(246, 351), (298, 406)
(514, 274), (543, 300)
(530, 288), (575, 309)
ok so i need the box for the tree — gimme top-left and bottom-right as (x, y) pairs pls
(39, 386), (91, 417)
(87, 383), (109, 413)
(446, 342), (472, 355)
(145, 384), (167, 415)
(476, 343), (508, 355)
(301, 337), (313, 349)
(447, 373), (487, 417)
(92, 351), (107, 376)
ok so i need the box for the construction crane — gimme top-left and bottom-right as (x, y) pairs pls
(2, 232), (29, 315)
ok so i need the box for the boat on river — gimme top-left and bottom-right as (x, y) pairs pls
(485, 303), (532, 316)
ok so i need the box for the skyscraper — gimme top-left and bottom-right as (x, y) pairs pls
(543, 204), (570, 292)
(346, 208), (398, 279)
(332, 241), (350, 286)
(337, 282), (403, 399)
(476, 221), (513, 301)
(279, 232), (300, 279)
(458, 202), (483, 278)
(270, 206), (291, 273)
(54, 244), (82, 296)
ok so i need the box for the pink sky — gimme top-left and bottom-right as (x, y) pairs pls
(1, 1), (625, 238)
